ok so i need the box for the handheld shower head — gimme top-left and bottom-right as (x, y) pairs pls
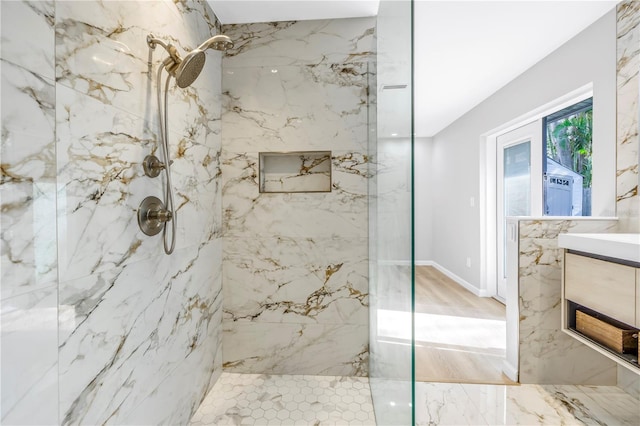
(148, 33), (234, 88)
(197, 34), (234, 52)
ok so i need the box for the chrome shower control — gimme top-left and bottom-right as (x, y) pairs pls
(138, 196), (173, 236)
(143, 155), (165, 178)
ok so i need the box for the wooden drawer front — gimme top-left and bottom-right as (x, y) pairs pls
(564, 253), (636, 326)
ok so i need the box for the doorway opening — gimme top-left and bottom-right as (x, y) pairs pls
(482, 85), (594, 302)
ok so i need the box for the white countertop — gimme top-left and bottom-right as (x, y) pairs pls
(558, 233), (640, 263)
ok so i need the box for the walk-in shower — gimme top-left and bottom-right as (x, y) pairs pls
(138, 33), (233, 254)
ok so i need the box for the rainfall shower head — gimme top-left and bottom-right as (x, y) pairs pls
(173, 35), (234, 88)
(148, 33), (235, 88)
(174, 50), (206, 88)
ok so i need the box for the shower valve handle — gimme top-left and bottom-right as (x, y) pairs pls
(143, 155), (173, 178)
(138, 196), (173, 236)
(147, 208), (172, 223)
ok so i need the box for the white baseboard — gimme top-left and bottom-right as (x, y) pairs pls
(419, 261), (491, 298)
(502, 360), (519, 382)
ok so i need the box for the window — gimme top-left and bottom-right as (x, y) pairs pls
(543, 98), (593, 216)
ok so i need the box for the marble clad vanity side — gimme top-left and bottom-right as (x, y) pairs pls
(516, 219), (619, 384)
(221, 18), (374, 376)
(617, 1), (640, 232)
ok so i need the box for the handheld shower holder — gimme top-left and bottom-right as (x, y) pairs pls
(147, 33), (165, 50)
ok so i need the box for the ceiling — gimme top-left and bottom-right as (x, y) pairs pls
(207, 0), (619, 137)
(208, 1), (380, 24)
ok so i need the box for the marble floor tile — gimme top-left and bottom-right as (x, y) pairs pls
(192, 374), (640, 426)
(440, 382), (640, 426)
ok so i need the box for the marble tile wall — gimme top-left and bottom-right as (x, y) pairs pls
(1, 2), (59, 423)
(515, 219), (619, 384)
(1, 1), (224, 424)
(616, 1), (640, 233)
(616, 0), (640, 396)
(221, 18), (375, 376)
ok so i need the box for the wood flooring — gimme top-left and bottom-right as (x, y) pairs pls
(414, 266), (517, 385)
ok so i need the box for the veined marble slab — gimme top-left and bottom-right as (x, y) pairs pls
(222, 18), (375, 68)
(224, 236), (368, 325)
(617, 2), (640, 232)
(1, 59), (57, 299)
(0, 0), (55, 79)
(59, 239), (223, 426)
(56, 84), (220, 282)
(55, 0), (222, 149)
(223, 63), (369, 153)
(221, 16), (371, 377)
(223, 321), (368, 377)
(222, 151), (368, 239)
(2, 1), (225, 425)
(1, 286), (58, 424)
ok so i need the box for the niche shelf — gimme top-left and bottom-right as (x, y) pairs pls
(259, 151), (332, 193)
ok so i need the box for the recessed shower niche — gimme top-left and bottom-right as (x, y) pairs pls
(259, 151), (332, 193)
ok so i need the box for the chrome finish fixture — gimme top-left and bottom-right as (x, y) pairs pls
(142, 155), (165, 178)
(138, 196), (172, 236)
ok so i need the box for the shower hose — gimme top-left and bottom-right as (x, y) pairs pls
(156, 63), (177, 255)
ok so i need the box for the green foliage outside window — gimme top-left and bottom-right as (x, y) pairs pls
(546, 109), (593, 187)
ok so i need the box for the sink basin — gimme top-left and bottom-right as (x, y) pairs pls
(558, 233), (640, 263)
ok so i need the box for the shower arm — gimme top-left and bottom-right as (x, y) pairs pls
(147, 34), (182, 74)
(147, 33), (170, 51)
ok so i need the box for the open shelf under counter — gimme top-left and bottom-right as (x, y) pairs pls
(559, 242), (640, 375)
(563, 301), (640, 374)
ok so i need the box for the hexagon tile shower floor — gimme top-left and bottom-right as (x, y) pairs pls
(189, 373), (376, 425)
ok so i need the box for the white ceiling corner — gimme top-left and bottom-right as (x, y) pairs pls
(413, 0), (619, 137)
(208, 0), (380, 25)
(206, 0), (620, 138)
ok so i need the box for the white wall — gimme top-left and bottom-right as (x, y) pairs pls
(418, 10), (616, 291)
(414, 137), (433, 262)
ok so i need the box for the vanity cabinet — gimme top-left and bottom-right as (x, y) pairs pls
(561, 250), (640, 373)
(558, 233), (640, 373)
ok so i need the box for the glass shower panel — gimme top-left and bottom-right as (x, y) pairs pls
(368, 0), (414, 424)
